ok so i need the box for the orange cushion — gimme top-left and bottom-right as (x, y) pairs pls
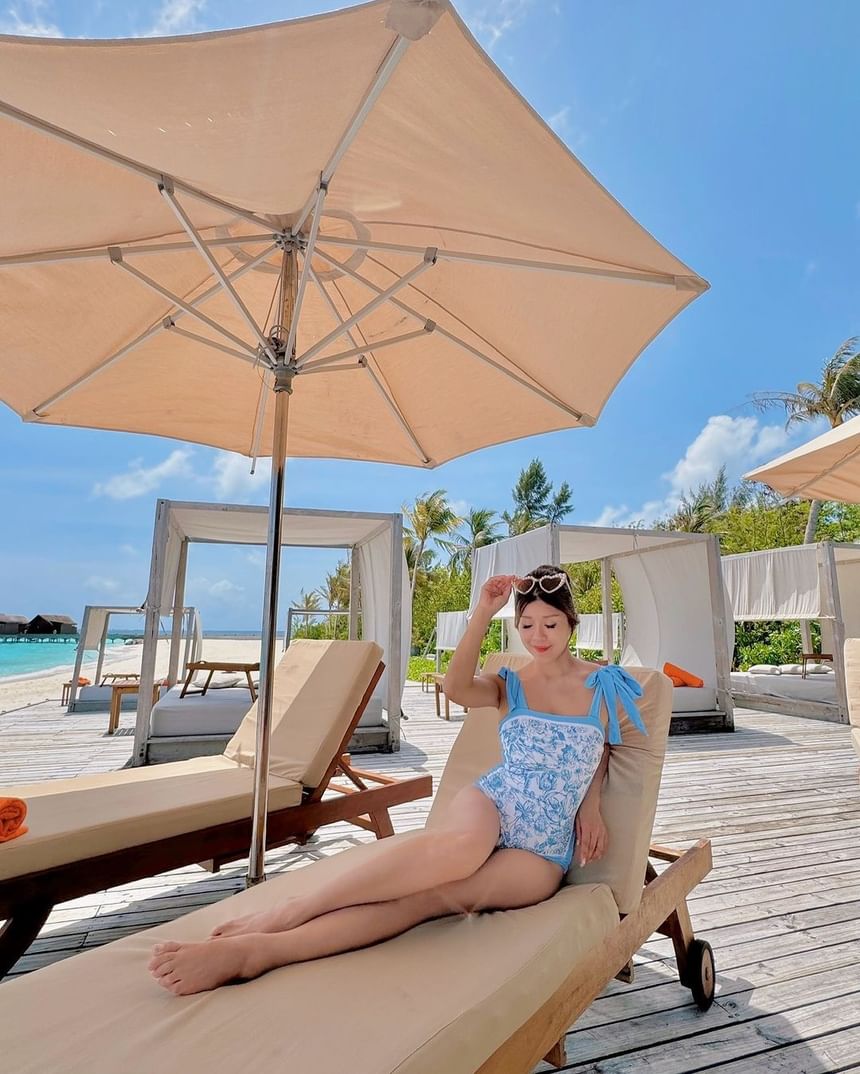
(663, 662), (704, 688)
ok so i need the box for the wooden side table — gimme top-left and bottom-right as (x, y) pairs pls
(801, 653), (833, 679)
(180, 660), (260, 701)
(108, 680), (160, 735)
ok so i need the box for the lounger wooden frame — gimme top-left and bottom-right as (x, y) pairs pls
(478, 839), (714, 1073)
(0, 660), (432, 977)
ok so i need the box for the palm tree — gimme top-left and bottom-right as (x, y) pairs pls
(439, 507), (500, 572)
(502, 458), (573, 535)
(296, 589), (321, 612)
(291, 588), (321, 640)
(315, 561), (350, 637)
(403, 490), (462, 598)
(752, 337), (860, 542)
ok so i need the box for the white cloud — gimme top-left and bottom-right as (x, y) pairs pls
(211, 451), (272, 503)
(463, 0), (533, 52)
(120, 544), (138, 556)
(587, 414), (807, 527)
(246, 549), (266, 568)
(146, 0), (206, 36)
(449, 499), (471, 517)
(192, 576), (244, 600)
(92, 449), (194, 500)
(547, 106), (570, 133)
(85, 575), (120, 594)
(0, 0), (62, 36)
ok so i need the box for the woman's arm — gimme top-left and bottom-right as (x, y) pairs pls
(574, 745), (610, 867)
(443, 575), (516, 709)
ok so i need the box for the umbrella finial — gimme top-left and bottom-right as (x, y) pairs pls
(386, 0), (446, 40)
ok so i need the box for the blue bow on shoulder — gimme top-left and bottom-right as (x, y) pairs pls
(585, 664), (647, 745)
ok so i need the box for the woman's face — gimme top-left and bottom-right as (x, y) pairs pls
(516, 598), (572, 661)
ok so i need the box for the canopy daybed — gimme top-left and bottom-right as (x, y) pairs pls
(66, 605), (200, 713)
(470, 525), (734, 732)
(135, 500), (410, 763)
(722, 542), (859, 723)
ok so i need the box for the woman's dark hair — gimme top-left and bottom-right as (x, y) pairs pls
(513, 564), (579, 632)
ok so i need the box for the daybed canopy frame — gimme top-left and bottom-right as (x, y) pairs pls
(470, 524), (734, 731)
(135, 500), (408, 765)
(723, 541), (859, 723)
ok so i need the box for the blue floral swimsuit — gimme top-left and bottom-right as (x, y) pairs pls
(475, 665), (647, 870)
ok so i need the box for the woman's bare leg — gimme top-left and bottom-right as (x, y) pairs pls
(211, 786), (501, 938)
(151, 849), (562, 995)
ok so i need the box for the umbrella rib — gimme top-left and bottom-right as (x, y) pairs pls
(292, 35), (411, 236)
(110, 251), (259, 357)
(159, 182), (277, 364)
(295, 251), (437, 368)
(299, 325), (436, 372)
(247, 369), (273, 459)
(361, 359), (432, 465)
(0, 234), (279, 269)
(31, 244), (276, 415)
(307, 269), (431, 464)
(284, 184), (328, 362)
(0, 97), (274, 233)
(315, 235), (693, 290)
(312, 248), (589, 424)
(165, 324), (261, 367)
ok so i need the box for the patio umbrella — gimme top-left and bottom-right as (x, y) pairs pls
(745, 415), (860, 502)
(0, 0), (707, 884)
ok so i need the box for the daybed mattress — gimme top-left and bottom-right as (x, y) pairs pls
(672, 685), (717, 713)
(730, 671), (838, 704)
(0, 832), (619, 1074)
(149, 685), (253, 737)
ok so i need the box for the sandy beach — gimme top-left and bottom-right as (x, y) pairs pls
(0, 638), (264, 715)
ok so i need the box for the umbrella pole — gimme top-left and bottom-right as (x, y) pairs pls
(247, 371), (293, 885)
(247, 245), (298, 887)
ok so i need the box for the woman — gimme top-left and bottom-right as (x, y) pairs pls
(149, 565), (645, 995)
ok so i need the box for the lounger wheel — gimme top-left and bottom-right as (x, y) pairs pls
(684, 938), (715, 1011)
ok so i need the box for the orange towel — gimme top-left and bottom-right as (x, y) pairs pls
(0, 798), (28, 843)
(663, 662), (704, 688)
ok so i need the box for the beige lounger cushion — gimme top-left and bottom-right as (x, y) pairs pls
(842, 639), (860, 760)
(225, 638), (383, 787)
(0, 756), (302, 881)
(428, 655), (672, 913)
(0, 832), (619, 1074)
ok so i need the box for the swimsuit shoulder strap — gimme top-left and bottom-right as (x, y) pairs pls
(585, 664), (647, 744)
(497, 666), (524, 711)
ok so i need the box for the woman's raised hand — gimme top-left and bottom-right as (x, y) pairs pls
(477, 574), (516, 617)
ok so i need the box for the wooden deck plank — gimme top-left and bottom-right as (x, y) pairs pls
(1, 685), (859, 1074)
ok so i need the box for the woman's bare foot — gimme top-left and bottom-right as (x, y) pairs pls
(149, 937), (269, 995)
(209, 896), (313, 939)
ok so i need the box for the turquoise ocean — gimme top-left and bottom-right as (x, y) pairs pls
(0, 632), (262, 681)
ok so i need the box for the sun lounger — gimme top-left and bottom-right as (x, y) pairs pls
(0, 657), (713, 1073)
(0, 640), (432, 976)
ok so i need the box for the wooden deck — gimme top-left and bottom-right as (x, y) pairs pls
(2, 685), (859, 1072)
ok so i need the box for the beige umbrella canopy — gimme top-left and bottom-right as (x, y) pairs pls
(745, 416), (860, 502)
(0, 0), (707, 881)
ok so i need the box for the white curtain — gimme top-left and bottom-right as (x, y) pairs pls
(618, 542), (717, 688)
(575, 613), (622, 652)
(723, 546), (821, 620)
(357, 531), (410, 720)
(470, 527), (554, 612)
(437, 610), (469, 650)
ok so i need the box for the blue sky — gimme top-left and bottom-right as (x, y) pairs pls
(1, 0), (858, 629)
